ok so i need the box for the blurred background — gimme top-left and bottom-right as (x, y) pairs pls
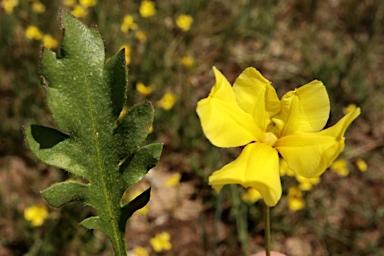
(0, 0), (383, 255)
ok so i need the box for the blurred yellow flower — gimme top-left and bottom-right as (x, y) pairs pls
(287, 187), (305, 211)
(343, 103), (357, 115)
(279, 159), (295, 176)
(356, 158), (368, 172)
(132, 246), (149, 256)
(150, 232), (172, 252)
(129, 189), (149, 215)
(181, 56), (194, 68)
(42, 34), (58, 48)
(32, 1), (45, 13)
(25, 26), (43, 40)
(120, 44), (131, 64)
(135, 30), (147, 42)
(295, 174), (320, 191)
(158, 92), (177, 110)
(176, 14), (193, 31)
(330, 158), (349, 176)
(165, 173), (182, 187)
(196, 67), (360, 206)
(139, 0), (156, 18)
(241, 187), (262, 203)
(80, 0), (96, 8)
(2, 0), (19, 14)
(121, 15), (138, 33)
(63, 0), (75, 7)
(71, 4), (88, 18)
(148, 125), (154, 134)
(24, 205), (48, 227)
(136, 82), (154, 96)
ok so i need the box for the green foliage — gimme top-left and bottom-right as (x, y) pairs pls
(24, 11), (162, 255)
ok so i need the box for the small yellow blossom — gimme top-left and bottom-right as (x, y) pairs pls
(139, 0), (156, 18)
(71, 4), (88, 18)
(121, 15), (138, 33)
(120, 44), (131, 64)
(42, 34), (58, 48)
(241, 187), (262, 203)
(24, 205), (48, 227)
(356, 158), (368, 172)
(150, 232), (172, 252)
(158, 92), (177, 110)
(80, 0), (97, 8)
(181, 56), (194, 68)
(129, 189), (149, 215)
(2, 0), (19, 14)
(343, 104), (357, 115)
(148, 125), (154, 134)
(330, 158), (349, 177)
(135, 30), (147, 42)
(287, 187), (305, 211)
(295, 175), (320, 191)
(32, 1), (45, 13)
(63, 0), (75, 7)
(25, 26), (43, 40)
(165, 173), (182, 187)
(176, 14), (193, 31)
(279, 159), (295, 177)
(132, 246), (149, 256)
(117, 105), (128, 122)
(136, 82), (154, 97)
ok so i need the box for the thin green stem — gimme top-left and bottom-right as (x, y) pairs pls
(264, 202), (271, 256)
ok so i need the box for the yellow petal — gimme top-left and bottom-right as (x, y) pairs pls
(208, 143), (281, 206)
(275, 108), (360, 178)
(233, 67), (280, 131)
(197, 67), (262, 147)
(272, 80), (330, 136)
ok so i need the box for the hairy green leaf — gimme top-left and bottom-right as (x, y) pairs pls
(24, 10), (162, 255)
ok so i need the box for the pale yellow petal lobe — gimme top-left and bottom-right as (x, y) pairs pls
(208, 143), (282, 206)
(233, 67), (280, 131)
(273, 80), (330, 136)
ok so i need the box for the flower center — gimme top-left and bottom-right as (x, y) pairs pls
(264, 132), (278, 146)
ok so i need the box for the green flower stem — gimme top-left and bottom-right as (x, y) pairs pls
(264, 202), (271, 256)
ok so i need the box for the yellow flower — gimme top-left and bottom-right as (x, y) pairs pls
(135, 30), (147, 42)
(128, 189), (149, 215)
(132, 246), (149, 256)
(2, 0), (19, 14)
(63, 0), (75, 7)
(295, 174), (320, 191)
(25, 26), (43, 40)
(32, 1), (45, 13)
(196, 67), (360, 206)
(241, 187), (262, 203)
(330, 158), (349, 176)
(181, 56), (194, 68)
(121, 15), (138, 33)
(24, 205), (48, 227)
(356, 158), (368, 172)
(136, 82), (154, 96)
(158, 92), (177, 110)
(279, 159), (295, 176)
(120, 44), (131, 64)
(287, 187), (305, 211)
(150, 232), (172, 252)
(80, 0), (97, 8)
(42, 34), (58, 48)
(165, 173), (182, 187)
(71, 4), (88, 18)
(176, 14), (193, 31)
(139, 0), (156, 18)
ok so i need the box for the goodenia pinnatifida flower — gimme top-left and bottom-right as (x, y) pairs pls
(196, 67), (360, 206)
